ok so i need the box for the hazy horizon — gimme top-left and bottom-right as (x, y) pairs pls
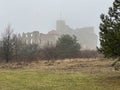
(0, 0), (114, 35)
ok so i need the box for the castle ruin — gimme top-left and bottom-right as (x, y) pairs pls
(19, 20), (98, 50)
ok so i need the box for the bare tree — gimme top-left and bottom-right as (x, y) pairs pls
(1, 25), (14, 62)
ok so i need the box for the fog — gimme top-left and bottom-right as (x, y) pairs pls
(0, 0), (114, 35)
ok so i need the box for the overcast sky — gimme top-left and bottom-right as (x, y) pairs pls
(0, 0), (114, 35)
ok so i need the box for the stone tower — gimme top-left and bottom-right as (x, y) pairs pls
(56, 20), (66, 33)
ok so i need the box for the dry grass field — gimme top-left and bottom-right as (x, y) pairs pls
(0, 58), (116, 74)
(0, 58), (120, 90)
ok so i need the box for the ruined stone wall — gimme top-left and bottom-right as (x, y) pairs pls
(19, 31), (58, 48)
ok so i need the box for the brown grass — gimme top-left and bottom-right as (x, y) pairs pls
(0, 58), (118, 76)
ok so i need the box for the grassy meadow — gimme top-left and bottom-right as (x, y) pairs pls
(0, 58), (120, 90)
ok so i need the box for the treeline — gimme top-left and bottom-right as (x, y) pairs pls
(0, 26), (100, 63)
